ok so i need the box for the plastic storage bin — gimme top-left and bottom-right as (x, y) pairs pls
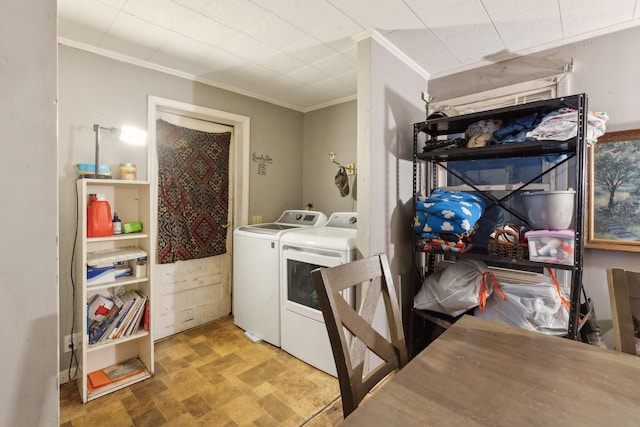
(525, 229), (575, 265)
(76, 163), (112, 178)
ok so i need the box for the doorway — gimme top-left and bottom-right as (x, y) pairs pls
(148, 96), (250, 339)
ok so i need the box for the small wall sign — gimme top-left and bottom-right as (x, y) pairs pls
(252, 152), (273, 176)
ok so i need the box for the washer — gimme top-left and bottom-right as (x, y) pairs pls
(279, 212), (357, 376)
(232, 210), (327, 346)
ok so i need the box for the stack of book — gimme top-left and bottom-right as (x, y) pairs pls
(88, 289), (149, 344)
(87, 357), (149, 394)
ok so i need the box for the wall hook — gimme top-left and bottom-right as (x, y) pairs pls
(328, 152), (356, 175)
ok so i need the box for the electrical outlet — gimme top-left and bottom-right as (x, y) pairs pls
(64, 333), (81, 353)
(64, 335), (72, 353)
(252, 215), (263, 224)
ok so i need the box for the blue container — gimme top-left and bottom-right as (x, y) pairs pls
(76, 163), (112, 177)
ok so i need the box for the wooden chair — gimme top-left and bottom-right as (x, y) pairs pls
(607, 267), (640, 355)
(311, 253), (408, 418)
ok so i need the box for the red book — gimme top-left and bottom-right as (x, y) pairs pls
(143, 299), (149, 331)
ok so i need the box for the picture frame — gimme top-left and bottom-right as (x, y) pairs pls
(586, 129), (640, 251)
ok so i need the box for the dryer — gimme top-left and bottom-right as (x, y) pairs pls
(279, 212), (357, 376)
(232, 210), (327, 346)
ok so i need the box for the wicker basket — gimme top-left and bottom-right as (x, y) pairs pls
(487, 229), (528, 260)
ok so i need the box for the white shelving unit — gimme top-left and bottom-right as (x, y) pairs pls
(75, 178), (155, 402)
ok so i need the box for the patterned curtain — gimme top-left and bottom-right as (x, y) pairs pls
(156, 119), (231, 264)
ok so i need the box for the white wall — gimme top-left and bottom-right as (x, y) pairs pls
(567, 26), (640, 347)
(302, 100), (357, 216)
(58, 45), (306, 375)
(429, 25), (640, 348)
(357, 34), (428, 300)
(0, 2), (59, 426)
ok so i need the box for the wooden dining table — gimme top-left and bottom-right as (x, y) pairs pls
(340, 315), (640, 426)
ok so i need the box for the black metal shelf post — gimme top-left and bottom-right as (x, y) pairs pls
(410, 94), (588, 354)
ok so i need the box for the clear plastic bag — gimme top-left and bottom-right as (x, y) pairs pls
(474, 280), (569, 335)
(414, 259), (495, 316)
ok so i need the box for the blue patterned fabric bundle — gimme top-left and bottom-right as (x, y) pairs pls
(415, 189), (486, 238)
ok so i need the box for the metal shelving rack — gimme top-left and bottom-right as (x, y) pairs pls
(410, 93), (588, 351)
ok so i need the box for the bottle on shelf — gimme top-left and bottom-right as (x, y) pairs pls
(113, 212), (122, 235)
(87, 194), (113, 237)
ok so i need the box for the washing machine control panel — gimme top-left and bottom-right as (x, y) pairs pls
(325, 212), (357, 229)
(278, 210), (327, 226)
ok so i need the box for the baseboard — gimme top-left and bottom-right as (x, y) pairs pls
(59, 369), (75, 386)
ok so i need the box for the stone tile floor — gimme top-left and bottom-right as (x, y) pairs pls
(60, 315), (343, 426)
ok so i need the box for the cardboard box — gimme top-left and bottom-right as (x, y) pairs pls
(525, 229), (575, 265)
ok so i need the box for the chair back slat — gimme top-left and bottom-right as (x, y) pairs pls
(607, 267), (640, 355)
(311, 253), (408, 418)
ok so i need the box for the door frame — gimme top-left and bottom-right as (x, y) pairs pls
(147, 96), (250, 234)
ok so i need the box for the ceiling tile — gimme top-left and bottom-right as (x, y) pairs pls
(482, 0), (562, 52)
(200, 0), (272, 31)
(179, 14), (242, 46)
(58, 0), (120, 45)
(238, 62), (283, 81)
(424, 0), (494, 40)
(122, 0), (198, 33)
(223, 33), (280, 62)
(147, 34), (218, 74)
(403, 0), (470, 22)
(339, 45), (358, 63)
(329, 0), (423, 30)
(58, 0), (640, 111)
(100, 13), (173, 59)
(287, 65), (331, 84)
(97, 0), (127, 8)
(259, 75), (306, 97)
(441, 25), (504, 63)
(246, 14), (308, 49)
(560, 0), (637, 37)
(311, 16), (363, 52)
(171, 0), (210, 11)
(270, 87), (325, 109)
(197, 46), (247, 71)
(311, 52), (355, 76)
(259, 52), (307, 75)
(283, 36), (339, 65)
(384, 29), (441, 53)
(201, 63), (251, 85)
(252, 0), (347, 34)
(335, 68), (357, 86)
(305, 76), (345, 96)
(411, 41), (463, 76)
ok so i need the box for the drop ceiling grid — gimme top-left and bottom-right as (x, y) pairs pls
(58, 0), (640, 110)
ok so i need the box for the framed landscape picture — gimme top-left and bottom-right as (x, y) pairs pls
(586, 129), (640, 251)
